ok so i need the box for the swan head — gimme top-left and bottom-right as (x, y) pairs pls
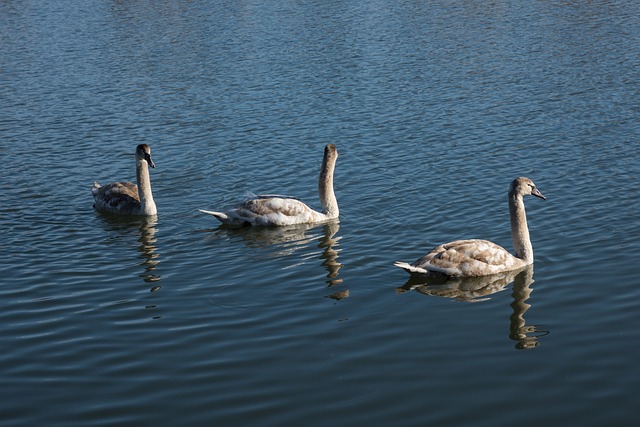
(324, 144), (338, 162)
(510, 177), (545, 200)
(136, 144), (156, 169)
(320, 144), (338, 177)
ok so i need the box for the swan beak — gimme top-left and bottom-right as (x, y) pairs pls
(146, 154), (156, 169)
(532, 188), (546, 200)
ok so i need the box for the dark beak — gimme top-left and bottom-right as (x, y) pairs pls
(146, 154), (156, 168)
(532, 188), (546, 200)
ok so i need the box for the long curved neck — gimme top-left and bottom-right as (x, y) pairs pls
(318, 155), (338, 218)
(136, 159), (157, 215)
(509, 192), (532, 263)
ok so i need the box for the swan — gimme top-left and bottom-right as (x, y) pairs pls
(394, 177), (545, 277)
(91, 144), (157, 216)
(199, 144), (339, 226)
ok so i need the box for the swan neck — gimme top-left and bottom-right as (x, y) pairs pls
(509, 192), (532, 263)
(136, 159), (157, 215)
(318, 154), (338, 218)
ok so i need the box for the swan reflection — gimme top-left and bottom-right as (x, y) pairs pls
(208, 221), (321, 256)
(97, 214), (161, 286)
(137, 217), (160, 284)
(396, 266), (526, 302)
(317, 220), (343, 288)
(397, 265), (547, 349)
(509, 266), (549, 349)
(208, 220), (345, 299)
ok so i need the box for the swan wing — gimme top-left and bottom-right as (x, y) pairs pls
(92, 181), (141, 214)
(410, 239), (524, 277)
(238, 197), (322, 225)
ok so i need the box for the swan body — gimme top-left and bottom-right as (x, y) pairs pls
(394, 177), (545, 278)
(200, 144), (339, 226)
(92, 144), (157, 216)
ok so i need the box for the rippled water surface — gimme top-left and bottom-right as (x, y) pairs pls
(2, 0), (639, 425)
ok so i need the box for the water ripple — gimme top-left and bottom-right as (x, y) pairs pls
(2, 0), (640, 425)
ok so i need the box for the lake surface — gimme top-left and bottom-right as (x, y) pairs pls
(1, 0), (639, 425)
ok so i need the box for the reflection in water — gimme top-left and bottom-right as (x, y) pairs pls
(137, 217), (161, 285)
(397, 265), (548, 349)
(396, 266), (527, 302)
(317, 221), (347, 300)
(509, 266), (549, 350)
(208, 220), (345, 300)
(97, 214), (161, 287)
(325, 289), (349, 300)
(318, 221), (343, 288)
(209, 222), (321, 255)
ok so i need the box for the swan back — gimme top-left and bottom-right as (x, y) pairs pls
(239, 196), (328, 225)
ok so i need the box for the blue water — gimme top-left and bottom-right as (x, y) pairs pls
(1, 0), (639, 425)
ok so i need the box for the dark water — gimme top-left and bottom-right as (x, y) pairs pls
(2, 0), (639, 425)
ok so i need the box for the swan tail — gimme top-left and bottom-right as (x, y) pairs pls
(91, 181), (101, 196)
(393, 261), (429, 275)
(198, 209), (230, 222)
